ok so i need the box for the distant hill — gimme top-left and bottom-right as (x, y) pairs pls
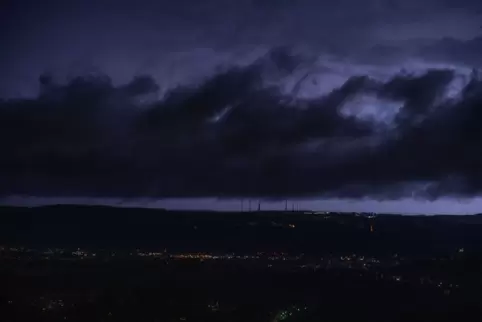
(1, 205), (481, 255)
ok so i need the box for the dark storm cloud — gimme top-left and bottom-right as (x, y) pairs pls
(1, 0), (482, 200)
(1, 47), (482, 199)
(1, 0), (482, 97)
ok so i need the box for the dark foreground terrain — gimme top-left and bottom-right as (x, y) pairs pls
(1, 205), (482, 321)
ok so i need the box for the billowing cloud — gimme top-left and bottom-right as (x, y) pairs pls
(1, 47), (482, 200)
(1, 0), (482, 98)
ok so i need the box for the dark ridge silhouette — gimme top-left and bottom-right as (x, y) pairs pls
(1, 205), (482, 256)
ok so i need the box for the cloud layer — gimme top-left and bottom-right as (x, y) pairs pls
(1, 48), (482, 200)
(2, 0), (482, 98)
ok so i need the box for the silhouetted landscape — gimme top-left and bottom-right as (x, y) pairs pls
(2, 205), (482, 321)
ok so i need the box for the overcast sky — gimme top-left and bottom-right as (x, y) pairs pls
(2, 0), (481, 97)
(1, 0), (482, 213)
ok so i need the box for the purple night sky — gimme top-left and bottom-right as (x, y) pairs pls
(1, 0), (482, 213)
